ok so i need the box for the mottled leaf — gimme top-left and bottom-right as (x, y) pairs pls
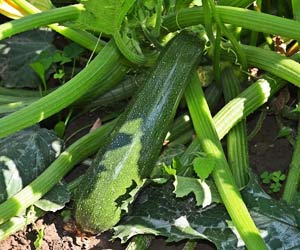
(0, 29), (55, 88)
(0, 126), (62, 203)
(114, 178), (300, 249)
(34, 181), (70, 212)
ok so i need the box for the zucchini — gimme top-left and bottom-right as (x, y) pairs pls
(75, 32), (204, 233)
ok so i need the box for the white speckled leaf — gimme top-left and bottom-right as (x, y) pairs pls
(114, 177), (300, 249)
(0, 29), (55, 88)
(34, 181), (70, 212)
(0, 126), (62, 203)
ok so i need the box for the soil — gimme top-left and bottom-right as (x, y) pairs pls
(0, 108), (294, 250)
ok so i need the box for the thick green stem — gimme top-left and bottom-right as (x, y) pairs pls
(49, 25), (104, 53)
(12, 0), (105, 52)
(214, 78), (284, 139)
(0, 103), (28, 114)
(282, 115), (300, 202)
(292, 0), (300, 20)
(281, 0), (300, 203)
(84, 76), (140, 109)
(185, 71), (266, 250)
(208, 1), (247, 70)
(0, 40), (121, 139)
(0, 4), (83, 40)
(163, 6), (300, 42)
(239, 45), (300, 87)
(222, 67), (249, 188)
(0, 87), (41, 97)
(0, 208), (44, 241)
(0, 120), (116, 225)
(0, 95), (39, 104)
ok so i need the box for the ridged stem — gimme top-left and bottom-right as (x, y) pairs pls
(0, 4), (83, 40)
(222, 67), (249, 188)
(163, 6), (300, 42)
(0, 40), (121, 139)
(185, 71), (266, 250)
(282, 1), (300, 202)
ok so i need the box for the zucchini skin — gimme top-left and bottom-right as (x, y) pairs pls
(75, 32), (204, 233)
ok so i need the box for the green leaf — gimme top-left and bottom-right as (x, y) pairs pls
(62, 43), (85, 62)
(192, 155), (215, 180)
(144, 0), (156, 10)
(0, 126), (62, 203)
(33, 225), (44, 250)
(172, 156), (184, 173)
(279, 174), (286, 181)
(76, 0), (146, 64)
(53, 69), (65, 80)
(157, 144), (186, 167)
(76, 0), (136, 34)
(0, 29), (55, 88)
(163, 163), (177, 176)
(30, 62), (47, 88)
(271, 171), (281, 182)
(152, 144), (186, 178)
(114, 177), (300, 249)
(161, 154), (186, 177)
(260, 171), (271, 184)
(270, 182), (281, 193)
(173, 175), (220, 207)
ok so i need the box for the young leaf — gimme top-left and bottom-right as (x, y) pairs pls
(173, 175), (220, 207)
(33, 225), (45, 250)
(279, 174), (286, 181)
(76, 0), (135, 35)
(163, 163), (177, 176)
(260, 171), (272, 184)
(271, 171), (282, 182)
(192, 155), (215, 180)
(270, 182), (282, 193)
(30, 62), (47, 88)
(53, 69), (65, 80)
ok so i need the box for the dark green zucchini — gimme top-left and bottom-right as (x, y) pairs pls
(75, 32), (204, 233)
